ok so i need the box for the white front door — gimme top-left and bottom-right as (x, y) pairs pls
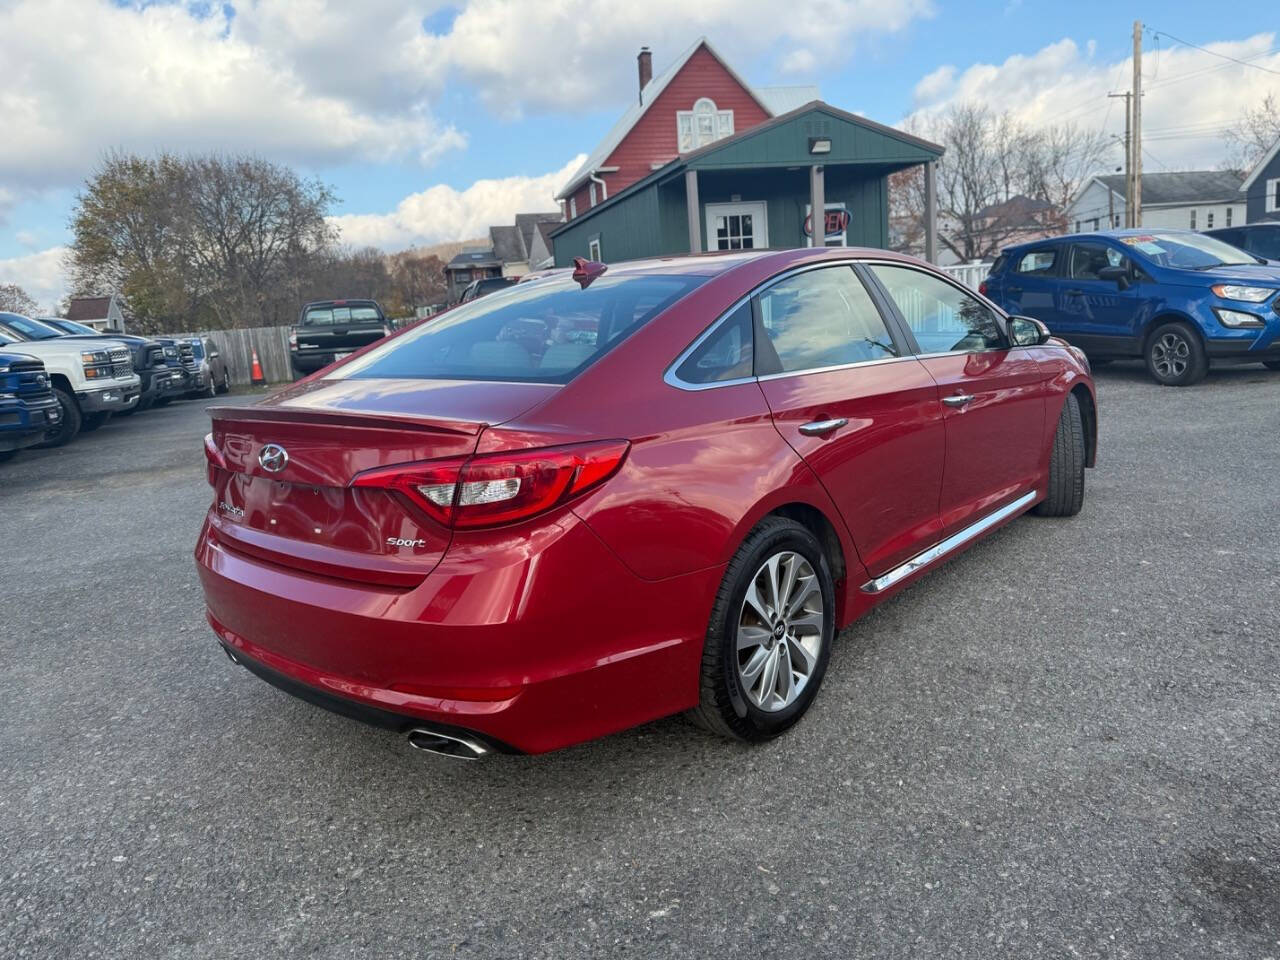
(705, 202), (768, 251)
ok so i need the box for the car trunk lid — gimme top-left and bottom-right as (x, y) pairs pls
(205, 378), (558, 585)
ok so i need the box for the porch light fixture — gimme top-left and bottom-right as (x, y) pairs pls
(808, 137), (832, 155)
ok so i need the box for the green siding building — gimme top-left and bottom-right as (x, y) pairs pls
(550, 102), (943, 267)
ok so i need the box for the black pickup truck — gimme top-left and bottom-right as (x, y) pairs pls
(289, 299), (391, 377)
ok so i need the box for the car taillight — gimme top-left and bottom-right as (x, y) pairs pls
(352, 440), (630, 529)
(204, 432), (227, 487)
(978, 280), (988, 296)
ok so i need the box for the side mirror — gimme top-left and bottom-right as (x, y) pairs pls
(1008, 315), (1051, 347)
(1097, 264), (1130, 289)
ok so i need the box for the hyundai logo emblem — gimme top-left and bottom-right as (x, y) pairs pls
(258, 443), (289, 473)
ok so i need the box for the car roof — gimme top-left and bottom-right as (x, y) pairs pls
(584, 246), (925, 279)
(302, 299), (381, 308)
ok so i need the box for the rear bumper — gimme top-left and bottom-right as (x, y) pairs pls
(195, 510), (721, 754)
(290, 350), (339, 374)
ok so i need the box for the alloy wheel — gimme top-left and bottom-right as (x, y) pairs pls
(736, 550), (825, 712)
(1151, 331), (1190, 379)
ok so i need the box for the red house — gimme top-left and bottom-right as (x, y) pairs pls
(556, 39), (818, 223)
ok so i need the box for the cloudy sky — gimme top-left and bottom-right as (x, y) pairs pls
(2, 0), (1279, 307)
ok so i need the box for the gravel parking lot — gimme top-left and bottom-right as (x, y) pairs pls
(3, 365), (1279, 959)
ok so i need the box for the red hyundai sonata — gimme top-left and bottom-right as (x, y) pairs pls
(196, 248), (1096, 757)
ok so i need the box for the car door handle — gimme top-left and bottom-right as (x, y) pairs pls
(941, 394), (975, 408)
(1008, 285), (1022, 294)
(1065, 289), (1085, 296)
(798, 417), (848, 436)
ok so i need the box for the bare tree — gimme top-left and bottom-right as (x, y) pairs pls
(1021, 122), (1115, 231)
(0, 283), (39, 315)
(1225, 92), (1280, 171)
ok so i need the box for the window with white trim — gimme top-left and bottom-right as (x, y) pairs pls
(587, 237), (602, 261)
(1189, 209), (1197, 230)
(589, 182), (598, 207)
(1226, 206), (1234, 226)
(1207, 211), (1214, 229)
(1267, 178), (1280, 213)
(677, 98), (734, 153)
(569, 197), (577, 218)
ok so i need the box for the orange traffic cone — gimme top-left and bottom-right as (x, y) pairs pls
(250, 348), (265, 385)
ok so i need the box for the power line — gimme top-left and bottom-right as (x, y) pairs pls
(1147, 28), (1280, 77)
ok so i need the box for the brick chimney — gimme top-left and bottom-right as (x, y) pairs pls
(637, 47), (652, 104)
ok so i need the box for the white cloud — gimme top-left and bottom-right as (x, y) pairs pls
(416, 0), (935, 115)
(0, 246), (69, 312)
(907, 33), (1280, 169)
(333, 155), (586, 251)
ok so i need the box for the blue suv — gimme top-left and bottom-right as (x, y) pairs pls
(982, 229), (1280, 385)
(0, 349), (62, 462)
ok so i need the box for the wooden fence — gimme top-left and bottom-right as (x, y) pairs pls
(172, 325), (294, 385)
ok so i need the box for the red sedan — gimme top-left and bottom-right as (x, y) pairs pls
(197, 248), (1096, 757)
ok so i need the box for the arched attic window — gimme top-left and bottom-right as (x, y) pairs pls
(677, 97), (734, 153)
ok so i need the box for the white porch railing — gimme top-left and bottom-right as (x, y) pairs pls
(939, 262), (993, 291)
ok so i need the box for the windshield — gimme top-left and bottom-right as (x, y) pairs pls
(0, 313), (63, 340)
(1119, 232), (1259, 269)
(188, 340), (205, 359)
(303, 304), (382, 324)
(341, 274), (705, 383)
(0, 327), (18, 346)
(48, 318), (100, 336)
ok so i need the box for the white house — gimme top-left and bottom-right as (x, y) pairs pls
(1065, 171), (1245, 234)
(65, 293), (126, 332)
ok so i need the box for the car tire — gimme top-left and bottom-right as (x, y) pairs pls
(1033, 392), (1086, 518)
(689, 516), (835, 743)
(153, 396), (171, 408)
(0, 450), (16, 463)
(217, 371), (230, 394)
(1145, 321), (1208, 386)
(81, 411), (111, 432)
(1264, 361), (1280, 371)
(38, 387), (82, 447)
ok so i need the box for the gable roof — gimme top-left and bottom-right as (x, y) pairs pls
(514, 212), (563, 255)
(66, 295), (115, 322)
(556, 37), (790, 200)
(445, 249), (502, 271)
(1094, 170), (1243, 206)
(489, 225), (525, 263)
(1241, 137), (1280, 192)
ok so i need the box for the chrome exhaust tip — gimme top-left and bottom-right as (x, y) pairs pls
(221, 643), (240, 665)
(405, 727), (489, 760)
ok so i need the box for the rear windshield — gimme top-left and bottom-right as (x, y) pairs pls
(303, 304), (382, 324)
(1249, 229), (1280, 260)
(341, 274), (705, 383)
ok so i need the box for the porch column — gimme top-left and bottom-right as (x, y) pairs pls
(685, 169), (702, 253)
(809, 164), (825, 247)
(924, 160), (937, 264)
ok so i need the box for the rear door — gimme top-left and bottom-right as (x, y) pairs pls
(1056, 240), (1141, 352)
(865, 262), (1048, 537)
(1001, 246), (1066, 327)
(753, 264), (946, 576)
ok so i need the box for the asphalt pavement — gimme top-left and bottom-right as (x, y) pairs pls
(2, 364), (1279, 959)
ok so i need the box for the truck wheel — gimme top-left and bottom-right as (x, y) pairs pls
(0, 450), (16, 463)
(217, 371), (230, 394)
(153, 396), (171, 408)
(39, 387), (82, 447)
(1145, 321), (1207, 386)
(81, 412), (111, 432)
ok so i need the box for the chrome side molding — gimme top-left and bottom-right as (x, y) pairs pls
(860, 491), (1037, 594)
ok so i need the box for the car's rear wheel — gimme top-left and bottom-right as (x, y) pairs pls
(1145, 321), (1207, 386)
(689, 517), (835, 742)
(1033, 392), (1086, 517)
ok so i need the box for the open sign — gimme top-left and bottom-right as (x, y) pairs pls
(803, 208), (851, 241)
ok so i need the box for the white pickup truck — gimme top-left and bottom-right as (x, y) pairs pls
(0, 313), (141, 446)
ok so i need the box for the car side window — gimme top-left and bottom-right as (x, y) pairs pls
(674, 302), (753, 384)
(868, 264), (1005, 355)
(752, 266), (898, 375)
(1016, 249), (1057, 275)
(1069, 243), (1127, 280)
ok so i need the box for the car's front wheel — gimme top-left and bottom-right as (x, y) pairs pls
(690, 517), (835, 742)
(38, 387), (82, 447)
(1145, 321), (1207, 386)
(1034, 392), (1086, 517)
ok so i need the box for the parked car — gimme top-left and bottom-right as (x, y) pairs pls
(0, 313), (140, 444)
(154, 338), (203, 402)
(183, 337), (230, 396)
(198, 248), (1097, 757)
(1203, 222), (1280, 265)
(982, 229), (1280, 385)
(289, 300), (391, 377)
(32, 316), (186, 411)
(457, 276), (517, 303)
(0, 350), (62, 462)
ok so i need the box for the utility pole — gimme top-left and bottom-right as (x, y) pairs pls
(1108, 91), (1132, 227)
(1132, 20), (1143, 227)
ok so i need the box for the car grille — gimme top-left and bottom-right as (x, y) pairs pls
(109, 347), (133, 377)
(9, 359), (54, 401)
